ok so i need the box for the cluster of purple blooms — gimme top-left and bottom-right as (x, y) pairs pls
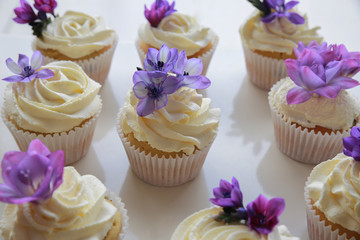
(13, 0), (58, 37)
(248, 0), (304, 25)
(285, 41), (360, 105)
(0, 139), (64, 204)
(133, 44), (210, 117)
(210, 177), (285, 235)
(144, 0), (176, 27)
(343, 126), (360, 162)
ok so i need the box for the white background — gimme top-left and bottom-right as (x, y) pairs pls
(0, 0), (360, 239)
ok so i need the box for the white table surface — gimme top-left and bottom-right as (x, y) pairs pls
(0, 0), (360, 239)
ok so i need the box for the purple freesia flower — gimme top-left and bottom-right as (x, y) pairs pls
(343, 126), (360, 161)
(285, 42), (360, 105)
(144, 45), (178, 73)
(174, 50), (211, 89)
(261, 0), (304, 25)
(247, 194), (285, 235)
(2, 51), (54, 83)
(13, 0), (37, 24)
(210, 177), (244, 209)
(0, 139), (64, 204)
(145, 0), (176, 27)
(34, 0), (57, 16)
(133, 71), (179, 116)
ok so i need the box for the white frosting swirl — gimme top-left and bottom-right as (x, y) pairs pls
(4, 61), (102, 133)
(307, 153), (360, 233)
(138, 12), (215, 56)
(0, 167), (118, 240)
(170, 207), (299, 240)
(121, 88), (220, 155)
(269, 78), (360, 130)
(240, 12), (322, 55)
(36, 11), (116, 58)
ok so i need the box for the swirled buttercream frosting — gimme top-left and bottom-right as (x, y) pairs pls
(307, 153), (360, 233)
(269, 78), (360, 130)
(4, 61), (102, 133)
(0, 167), (118, 240)
(170, 207), (299, 240)
(240, 12), (322, 55)
(138, 12), (215, 56)
(36, 11), (116, 59)
(120, 87), (220, 155)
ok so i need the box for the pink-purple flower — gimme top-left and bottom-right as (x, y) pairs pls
(34, 0), (57, 16)
(343, 126), (360, 161)
(2, 51), (54, 83)
(210, 177), (244, 209)
(247, 194), (285, 235)
(0, 139), (64, 204)
(261, 0), (304, 25)
(13, 0), (37, 24)
(145, 0), (176, 27)
(285, 41), (360, 105)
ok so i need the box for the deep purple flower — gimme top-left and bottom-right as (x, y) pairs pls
(34, 0), (57, 16)
(343, 127), (360, 161)
(173, 50), (211, 89)
(261, 0), (304, 25)
(247, 194), (285, 235)
(144, 45), (178, 73)
(145, 0), (176, 27)
(210, 177), (244, 209)
(13, 0), (37, 24)
(0, 139), (64, 204)
(2, 51), (54, 83)
(133, 71), (179, 116)
(285, 42), (360, 105)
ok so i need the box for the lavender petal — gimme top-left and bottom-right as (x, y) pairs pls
(137, 97), (156, 117)
(5, 58), (22, 74)
(133, 81), (149, 99)
(2, 75), (24, 82)
(286, 87), (313, 105)
(35, 69), (54, 79)
(31, 50), (43, 70)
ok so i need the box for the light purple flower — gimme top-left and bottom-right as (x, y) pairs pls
(247, 194), (285, 235)
(0, 139), (64, 204)
(13, 0), (37, 24)
(261, 0), (304, 25)
(343, 126), (360, 161)
(173, 50), (211, 89)
(34, 0), (57, 16)
(210, 177), (244, 209)
(144, 45), (178, 73)
(133, 71), (179, 117)
(285, 42), (360, 105)
(2, 51), (54, 83)
(145, 0), (176, 27)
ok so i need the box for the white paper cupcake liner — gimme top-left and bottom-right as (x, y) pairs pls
(268, 81), (353, 164)
(106, 191), (129, 240)
(1, 102), (102, 165)
(116, 110), (213, 187)
(304, 178), (357, 240)
(135, 34), (219, 76)
(33, 35), (118, 86)
(242, 44), (288, 91)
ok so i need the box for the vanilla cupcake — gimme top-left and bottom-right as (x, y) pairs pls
(305, 128), (360, 240)
(171, 177), (298, 240)
(268, 41), (360, 164)
(136, 0), (218, 75)
(117, 45), (220, 186)
(0, 139), (128, 240)
(240, 0), (322, 90)
(1, 52), (102, 164)
(34, 11), (118, 85)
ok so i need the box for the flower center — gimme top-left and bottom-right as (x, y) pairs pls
(23, 66), (33, 77)
(157, 61), (165, 70)
(148, 86), (162, 99)
(184, 71), (189, 76)
(256, 213), (266, 226)
(275, 5), (285, 13)
(223, 192), (231, 198)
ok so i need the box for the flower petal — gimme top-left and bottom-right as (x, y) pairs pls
(162, 76), (179, 94)
(299, 66), (325, 90)
(5, 58), (22, 74)
(173, 50), (186, 75)
(31, 51), (43, 70)
(144, 48), (159, 71)
(261, 13), (276, 23)
(285, 59), (302, 86)
(327, 76), (359, 90)
(178, 75), (211, 89)
(314, 85), (341, 99)
(266, 197), (285, 219)
(133, 71), (152, 85)
(343, 137), (357, 151)
(136, 97), (156, 117)
(18, 54), (29, 69)
(27, 139), (51, 156)
(286, 87), (313, 104)
(133, 81), (149, 99)
(2, 75), (24, 82)
(155, 94), (168, 110)
(185, 58), (203, 75)
(351, 127), (360, 139)
(35, 69), (54, 79)
(286, 12), (304, 25)
(324, 61), (342, 83)
(158, 44), (171, 63)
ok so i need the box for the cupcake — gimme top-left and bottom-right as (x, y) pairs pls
(0, 139), (128, 240)
(13, 0), (117, 85)
(240, 0), (322, 90)
(305, 127), (360, 240)
(268, 41), (360, 164)
(136, 0), (218, 75)
(171, 177), (299, 240)
(1, 51), (102, 165)
(116, 44), (220, 187)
